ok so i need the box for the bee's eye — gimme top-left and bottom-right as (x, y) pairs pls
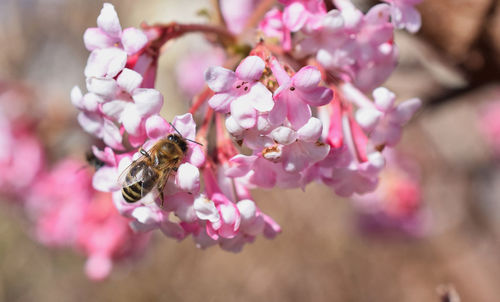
(167, 135), (175, 141)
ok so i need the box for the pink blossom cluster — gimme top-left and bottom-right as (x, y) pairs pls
(72, 0), (423, 261)
(0, 84), (149, 280)
(351, 150), (427, 236)
(258, 0), (422, 92)
(73, 4), (281, 253)
(0, 89), (44, 198)
(25, 160), (151, 280)
(73, 3), (161, 150)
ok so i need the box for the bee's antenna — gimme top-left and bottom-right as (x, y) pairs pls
(186, 138), (203, 146)
(169, 122), (204, 146)
(169, 122), (182, 136)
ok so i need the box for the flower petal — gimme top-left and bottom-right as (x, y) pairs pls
(82, 93), (103, 112)
(282, 2), (307, 32)
(186, 144), (206, 168)
(70, 86), (84, 109)
(194, 195), (220, 222)
(208, 92), (234, 113)
(235, 56), (265, 81)
(355, 107), (382, 132)
(78, 112), (103, 137)
(226, 155), (256, 178)
(271, 126), (297, 145)
(172, 113), (196, 140)
(117, 68), (143, 94)
(296, 86), (333, 107)
(268, 95), (287, 126)
(145, 114), (170, 140)
(97, 3), (122, 39)
(159, 220), (186, 240)
(85, 255), (112, 281)
(102, 119), (124, 150)
(132, 88), (163, 117)
(373, 87), (395, 112)
(131, 206), (160, 225)
(83, 27), (116, 51)
(102, 100), (128, 120)
(248, 82), (274, 112)
(205, 66), (236, 92)
(237, 199), (256, 223)
(120, 104), (142, 136)
(230, 97), (257, 129)
(84, 48), (127, 78)
(292, 66), (322, 91)
(225, 115), (245, 136)
(286, 95), (312, 129)
(297, 117), (323, 141)
(92, 166), (120, 192)
(86, 77), (118, 98)
(121, 27), (148, 55)
(175, 163), (200, 193)
(392, 97), (421, 124)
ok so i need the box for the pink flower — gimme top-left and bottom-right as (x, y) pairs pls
(220, 0), (261, 34)
(25, 160), (93, 246)
(352, 150), (426, 236)
(269, 58), (333, 128)
(194, 193), (241, 240)
(382, 0), (422, 33)
(297, 2), (397, 92)
(325, 151), (385, 197)
(0, 119), (44, 197)
(354, 87), (421, 146)
(205, 56), (274, 128)
(259, 8), (292, 51)
(83, 3), (148, 78)
(279, 0), (327, 33)
(270, 117), (330, 172)
(78, 192), (151, 280)
(226, 152), (303, 189)
(72, 68), (164, 148)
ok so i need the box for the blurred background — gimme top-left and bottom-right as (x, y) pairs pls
(0, 0), (499, 301)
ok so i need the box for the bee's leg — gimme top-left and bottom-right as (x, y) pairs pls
(157, 185), (165, 207)
(140, 148), (151, 159)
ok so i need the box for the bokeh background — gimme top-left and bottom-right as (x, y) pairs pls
(1, 0), (499, 301)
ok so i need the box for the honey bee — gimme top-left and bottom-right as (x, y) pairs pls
(119, 125), (200, 205)
(85, 150), (105, 170)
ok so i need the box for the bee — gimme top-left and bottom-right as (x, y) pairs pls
(85, 150), (105, 170)
(119, 124), (200, 205)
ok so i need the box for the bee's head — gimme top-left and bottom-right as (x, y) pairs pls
(167, 134), (188, 153)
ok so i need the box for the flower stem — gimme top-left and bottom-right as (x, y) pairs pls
(189, 86), (214, 114)
(142, 22), (236, 52)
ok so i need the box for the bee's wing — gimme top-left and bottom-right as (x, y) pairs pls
(118, 156), (151, 187)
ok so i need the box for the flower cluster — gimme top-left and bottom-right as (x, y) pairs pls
(73, 3), (162, 150)
(0, 86), (44, 198)
(71, 0), (424, 276)
(25, 160), (151, 280)
(0, 85), (149, 280)
(259, 0), (422, 92)
(351, 150), (427, 236)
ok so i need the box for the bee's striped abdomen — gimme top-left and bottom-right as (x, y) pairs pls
(121, 162), (157, 203)
(122, 183), (143, 203)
